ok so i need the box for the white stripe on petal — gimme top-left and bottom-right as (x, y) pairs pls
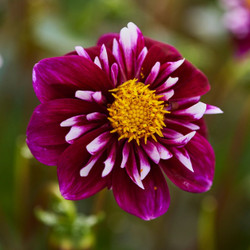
(145, 61), (161, 85)
(80, 153), (102, 177)
(86, 131), (111, 155)
(156, 77), (179, 92)
(94, 56), (102, 69)
(172, 102), (207, 120)
(86, 112), (106, 121)
(167, 58), (185, 73)
(75, 90), (94, 101)
(120, 27), (133, 77)
(160, 89), (174, 101)
(154, 142), (173, 160)
(137, 147), (151, 180)
(135, 47), (148, 78)
(60, 115), (86, 127)
(111, 63), (118, 87)
(65, 124), (96, 144)
(172, 147), (194, 172)
(166, 118), (200, 130)
(161, 131), (196, 147)
(125, 150), (144, 189)
(92, 91), (106, 104)
(127, 22), (139, 50)
(102, 143), (116, 177)
(205, 104), (223, 114)
(142, 140), (160, 164)
(121, 142), (130, 168)
(112, 38), (126, 81)
(75, 46), (91, 60)
(100, 44), (110, 77)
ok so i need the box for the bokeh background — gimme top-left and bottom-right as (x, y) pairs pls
(1, 0), (250, 249)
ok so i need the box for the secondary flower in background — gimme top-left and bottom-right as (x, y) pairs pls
(27, 22), (222, 220)
(221, 0), (250, 56)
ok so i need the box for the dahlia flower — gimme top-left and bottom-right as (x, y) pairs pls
(222, 0), (250, 56)
(27, 22), (222, 220)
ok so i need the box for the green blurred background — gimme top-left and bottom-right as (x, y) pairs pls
(0, 0), (250, 249)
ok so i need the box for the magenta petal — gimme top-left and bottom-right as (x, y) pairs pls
(97, 33), (119, 49)
(125, 149), (144, 189)
(26, 98), (100, 165)
(86, 131), (112, 155)
(161, 133), (215, 193)
(144, 38), (182, 61)
(58, 128), (110, 200)
(159, 131), (196, 147)
(142, 140), (161, 164)
(33, 55), (113, 103)
(171, 102), (207, 120)
(171, 60), (210, 99)
(121, 142), (130, 168)
(102, 142), (117, 177)
(75, 46), (91, 60)
(205, 104), (223, 114)
(137, 147), (151, 180)
(112, 165), (170, 220)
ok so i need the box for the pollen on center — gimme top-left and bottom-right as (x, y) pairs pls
(107, 79), (169, 145)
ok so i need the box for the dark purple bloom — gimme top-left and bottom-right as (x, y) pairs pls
(27, 23), (222, 220)
(222, 0), (250, 56)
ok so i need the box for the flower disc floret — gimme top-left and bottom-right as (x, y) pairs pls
(108, 79), (168, 145)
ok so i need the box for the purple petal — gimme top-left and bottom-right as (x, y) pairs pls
(112, 164), (170, 220)
(86, 131), (112, 155)
(92, 91), (106, 104)
(141, 45), (182, 83)
(102, 142), (117, 177)
(125, 150), (144, 189)
(86, 112), (106, 121)
(171, 102), (207, 120)
(127, 22), (145, 55)
(26, 98), (100, 165)
(160, 131), (196, 147)
(75, 46), (91, 60)
(111, 63), (118, 87)
(58, 128), (110, 200)
(160, 89), (174, 101)
(154, 142), (173, 160)
(161, 133), (215, 193)
(80, 152), (102, 177)
(171, 60), (210, 99)
(75, 90), (95, 101)
(162, 128), (184, 139)
(94, 56), (102, 69)
(33, 55), (113, 103)
(144, 38), (182, 60)
(99, 44), (110, 77)
(135, 47), (148, 78)
(205, 104), (223, 114)
(165, 118), (200, 131)
(142, 140), (160, 164)
(60, 114), (86, 127)
(112, 38), (126, 81)
(97, 33), (119, 49)
(65, 124), (98, 144)
(156, 77), (179, 93)
(137, 147), (151, 180)
(171, 147), (193, 172)
(169, 96), (200, 110)
(121, 142), (130, 168)
(119, 27), (133, 78)
(145, 61), (161, 85)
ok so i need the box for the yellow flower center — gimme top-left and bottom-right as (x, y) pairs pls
(107, 79), (169, 145)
